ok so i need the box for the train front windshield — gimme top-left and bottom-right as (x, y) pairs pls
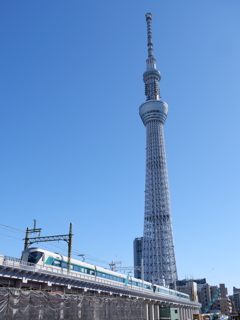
(28, 251), (43, 264)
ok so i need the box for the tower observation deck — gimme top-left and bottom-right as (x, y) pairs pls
(139, 13), (178, 286)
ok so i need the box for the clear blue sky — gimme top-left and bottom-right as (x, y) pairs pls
(0, 1), (240, 295)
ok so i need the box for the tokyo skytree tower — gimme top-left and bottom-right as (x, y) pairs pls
(139, 13), (178, 286)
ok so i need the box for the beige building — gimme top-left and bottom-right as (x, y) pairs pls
(212, 284), (232, 314)
(177, 281), (199, 302)
(177, 280), (232, 314)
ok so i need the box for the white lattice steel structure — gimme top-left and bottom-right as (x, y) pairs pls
(139, 13), (178, 287)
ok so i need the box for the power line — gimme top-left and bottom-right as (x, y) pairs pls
(0, 224), (25, 234)
(0, 232), (22, 240)
(0, 223), (111, 266)
(45, 242), (110, 265)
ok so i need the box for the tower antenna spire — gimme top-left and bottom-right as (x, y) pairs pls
(143, 13), (161, 100)
(146, 13), (154, 59)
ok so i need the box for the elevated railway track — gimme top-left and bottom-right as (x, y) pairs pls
(0, 254), (201, 320)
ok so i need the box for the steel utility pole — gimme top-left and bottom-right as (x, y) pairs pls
(24, 220), (42, 250)
(110, 265), (145, 290)
(67, 223), (73, 274)
(23, 221), (73, 273)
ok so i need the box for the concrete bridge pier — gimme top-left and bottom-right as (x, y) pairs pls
(154, 303), (160, 319)
(149, 303), (155, 320)
(143, 302), (149, 320)
(143, 303), (199, 320)
(188, 306), (194, 320)
(179, 306), (197, 320)
(189, 307), (194, 319)
(143, 302), (161, 320)
(179, 306), (187, 320)
(179, 307), (182, 320)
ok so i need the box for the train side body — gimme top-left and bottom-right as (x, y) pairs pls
(21, 248), (189, 301)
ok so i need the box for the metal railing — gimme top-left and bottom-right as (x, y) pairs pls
(0, 255), (201, 307)
(0, 255), (142, 292)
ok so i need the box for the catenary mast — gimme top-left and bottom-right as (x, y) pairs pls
(139, 13), (178, 286)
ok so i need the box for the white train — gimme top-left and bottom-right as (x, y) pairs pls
(21, 247), (189, 300)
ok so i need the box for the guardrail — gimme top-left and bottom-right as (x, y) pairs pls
(0, 255), (144, 293)
(0, 255), (201, 308)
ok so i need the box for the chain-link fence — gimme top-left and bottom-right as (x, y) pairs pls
(0, 288), (144, 320)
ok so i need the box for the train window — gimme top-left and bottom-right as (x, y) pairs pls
(52, 260), (61, 267)
(87, 269), (94, 275)
(144, 284), (151, 290)
(61, 262), (67, 269)
(98, 272), (104, 278)
(28, 252), (43, 264)
(73, 265), (80, 272)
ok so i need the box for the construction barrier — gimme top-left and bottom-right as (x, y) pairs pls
(0, 288), (143, 320)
